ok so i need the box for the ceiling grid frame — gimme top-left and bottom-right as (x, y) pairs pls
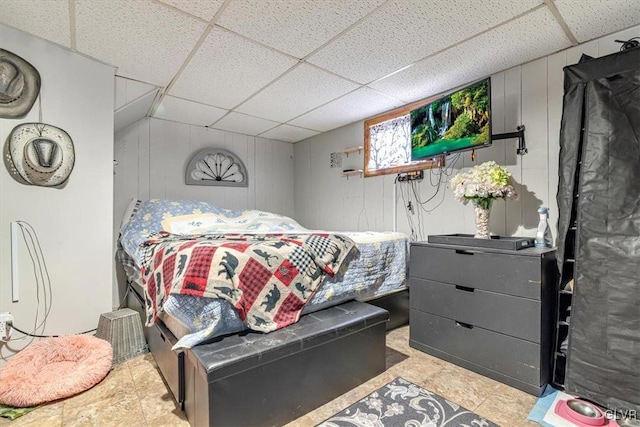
(1, 0), (638, 141)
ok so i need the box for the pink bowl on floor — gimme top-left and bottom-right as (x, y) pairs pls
(555, 398), (620, 427)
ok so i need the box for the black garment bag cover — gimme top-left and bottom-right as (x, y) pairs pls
(557, 46), (640, 413)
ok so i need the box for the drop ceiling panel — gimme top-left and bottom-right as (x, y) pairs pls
(290, 88), (403, 132)
(169, 27), (298, 109)
(216, 0), (386, 58)
(554, 0), (640, 43)
(236, 64), (360, 122)
(0, 0), (70, 47)
(308, 0), (543, 84)
(158, 0), (225, 21)
(115, 77), (158, 110)
(260, 124), (320, 143)
(75, 0), (206, 85)
(154, 96), (227, 127)
(114, 89), (158, 132)
(212, 112), (279, 136)
(370, 7), (570, 103)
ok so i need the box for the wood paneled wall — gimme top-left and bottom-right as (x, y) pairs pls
(294, 25), (639, 241)
(114, 118), (294, 230)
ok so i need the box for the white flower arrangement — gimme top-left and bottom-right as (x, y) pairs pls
(450, 161), (517, 209)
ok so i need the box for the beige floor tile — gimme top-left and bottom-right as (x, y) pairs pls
(144, 409), (191, 427)
(62, 390), (146, 427)
(475, 384), (539, 426)
(137, 392), (182, 423)
(0, 325), (536, 427)
(4, 415), (62, 427)
(418, 363), (503, 410)
(387, 353), (446, 381)
(130, 364), (169, 398)
(0, 401), (64, 427)
(126, 352), (156, 370)
(60, 364), (135, 410)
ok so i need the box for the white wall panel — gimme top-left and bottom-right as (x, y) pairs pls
(114, 118), (294, 235)
(546, 50), (565, 243)
(294, 26), (637, 242)
(502, 66), (524, 236)
(0, 24), (114, 364)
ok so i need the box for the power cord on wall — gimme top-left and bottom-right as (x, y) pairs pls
(9, 323), (96, 338)
(4, 221), (99, 343)
(400, 153), (462, 240)
(616, 37), (640, 51)
(9, 221), (53, 342)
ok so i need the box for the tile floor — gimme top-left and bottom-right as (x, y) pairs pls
(0, 326), (538, 426)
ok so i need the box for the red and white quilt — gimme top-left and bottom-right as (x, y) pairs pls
(141, 232), (355, 333)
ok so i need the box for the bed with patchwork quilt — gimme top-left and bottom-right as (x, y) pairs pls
(118, 199), (409, 349)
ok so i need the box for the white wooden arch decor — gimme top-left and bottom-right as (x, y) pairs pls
(185, 148), (248, 187)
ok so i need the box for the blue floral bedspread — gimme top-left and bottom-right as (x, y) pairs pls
(118, 199), (408, 348)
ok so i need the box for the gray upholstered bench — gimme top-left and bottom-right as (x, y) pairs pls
(181, 300), (389, 427)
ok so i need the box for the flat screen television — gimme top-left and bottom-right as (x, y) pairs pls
(410, 77), (491, 161)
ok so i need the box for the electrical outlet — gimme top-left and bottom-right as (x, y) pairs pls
(397, 170), (424, 182)
(0, 313), (14, 341)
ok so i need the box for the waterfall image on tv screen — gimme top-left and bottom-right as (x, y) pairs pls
(410, 78), (491, 161)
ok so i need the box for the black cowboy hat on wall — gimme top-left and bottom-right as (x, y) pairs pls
(0, 48), (41, 119)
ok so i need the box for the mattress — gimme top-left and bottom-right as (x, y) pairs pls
(118, 199), (408, 348)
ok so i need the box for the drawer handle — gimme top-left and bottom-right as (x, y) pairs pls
(455, 249), (475, 255)
(160, 333), (166, 342)
(455, 285), (475, 292)
(455, 321), (474, 329)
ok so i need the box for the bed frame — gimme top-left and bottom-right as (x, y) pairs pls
(127, 285), (404, 426)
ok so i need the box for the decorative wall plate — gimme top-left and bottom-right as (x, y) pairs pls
(185, 148), (248, 187)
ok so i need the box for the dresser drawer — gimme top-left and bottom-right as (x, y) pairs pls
(410, 278), (541, 342)
(410, 245), (541, 299)
(410, 310), (541, 386)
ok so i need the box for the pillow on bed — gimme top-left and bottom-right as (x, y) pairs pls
(120, 199), (305, 266)
(119, 198), (141, 230)
(161, 213), (227, 234)
(161, 211), (306, 235)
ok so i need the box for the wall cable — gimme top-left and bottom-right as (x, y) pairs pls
(5, 221), (99, 343)
(9, 324), (96, 338)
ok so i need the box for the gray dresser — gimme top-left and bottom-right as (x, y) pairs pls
(409, 242), (556, 395)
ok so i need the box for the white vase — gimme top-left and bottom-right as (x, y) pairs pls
(472, 198), (493, 239)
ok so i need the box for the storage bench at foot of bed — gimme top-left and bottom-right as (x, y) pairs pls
(183, 300), (388, 427)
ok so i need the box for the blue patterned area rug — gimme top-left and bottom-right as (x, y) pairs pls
(317, 377), (499, 427)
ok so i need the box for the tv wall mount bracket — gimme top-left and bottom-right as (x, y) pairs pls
(492, 125), (527, 155)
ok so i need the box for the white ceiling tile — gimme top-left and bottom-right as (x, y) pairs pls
(308, 0), (542, 84)
(158, 0), (225, 21)
(115, 77), (158, 110)
(169, 27), (297, 109)
(370, 7), (570, 103)
(289, 88), (403, 132)
(153, 96), (227, 127)
(236, 64), (360, 122)
(260, 124), (320, 143)
(554, 0), (640, 43)
(114, 89), (158, 132)
(212, 112), (279, 136)
(75, 0), (207, 85)
(217, 0), (385, 58)
(0, 0), (70, 47)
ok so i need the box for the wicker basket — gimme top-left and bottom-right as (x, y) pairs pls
(96, 308), (148, 364)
